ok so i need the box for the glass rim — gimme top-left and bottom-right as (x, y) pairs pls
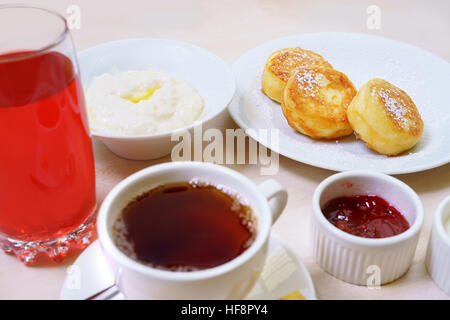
(0, 4), (69, 63)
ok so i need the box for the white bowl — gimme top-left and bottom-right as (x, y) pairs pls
(426, 195), (450, 296)
(311, 171), (424, 286)
(78, 38), (236, 160)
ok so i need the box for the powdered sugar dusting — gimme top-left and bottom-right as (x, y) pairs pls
(295, 69), (320, 97)
(371, 86), (409, 129)
(270, 48), (330, 81)
(281, 51), (315, 68)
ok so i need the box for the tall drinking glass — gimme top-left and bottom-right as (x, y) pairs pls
(0, 5), (96, 264)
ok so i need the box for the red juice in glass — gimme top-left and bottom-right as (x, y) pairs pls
(0, 6), (96, 264)
(0, 51), (96, 240)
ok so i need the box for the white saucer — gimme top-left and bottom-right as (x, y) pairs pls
(228, 32), (450, 174)
(60, 234), (317, 300)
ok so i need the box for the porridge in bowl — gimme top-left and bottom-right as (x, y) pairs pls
(87, 70), (204, 136)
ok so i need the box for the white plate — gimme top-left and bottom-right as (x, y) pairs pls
(60, 234), (317, 300)
(228, 32), (450, 174)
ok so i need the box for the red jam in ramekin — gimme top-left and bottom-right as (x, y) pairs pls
(322, 195), (410, 238)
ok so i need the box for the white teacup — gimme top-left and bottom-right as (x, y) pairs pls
(97, 161), (287, 299)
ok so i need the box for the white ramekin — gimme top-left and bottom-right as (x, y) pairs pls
(311, 171), (424, 286)
(425, 195), (450, 296)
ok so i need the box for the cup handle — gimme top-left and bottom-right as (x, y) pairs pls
(257, 179), (288, 225)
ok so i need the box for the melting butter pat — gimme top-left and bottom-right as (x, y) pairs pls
(122, 85), (161, 104)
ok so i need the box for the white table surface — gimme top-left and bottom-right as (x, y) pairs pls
(0, 0), (449, 299)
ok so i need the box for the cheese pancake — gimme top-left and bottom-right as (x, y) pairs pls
(347, 78), (423, 156)
(281, 67), (356, 139)
(262, 47), (333, 103)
